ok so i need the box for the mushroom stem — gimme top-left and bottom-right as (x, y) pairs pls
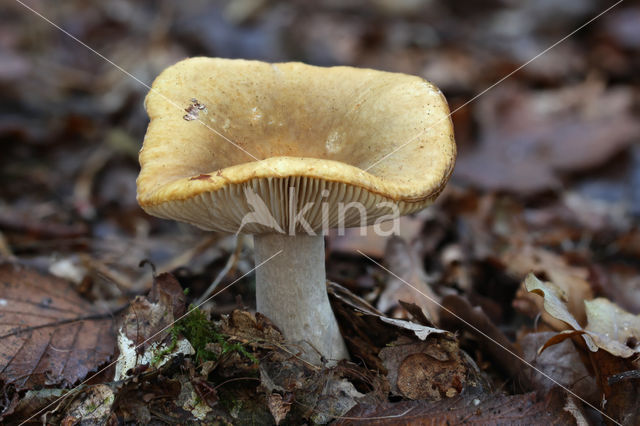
(254, 233), (349, 364)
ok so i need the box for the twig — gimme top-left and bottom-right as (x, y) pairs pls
(132, 234), (221, 292)
(0, 230), (13, 258)
(195, 236), (243, 306)
(82, 255), (134, 294)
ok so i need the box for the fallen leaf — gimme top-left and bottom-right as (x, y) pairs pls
(336, 388), (584, 425)
(377, 236), (440, 323)
(0, 262), (115, 391)
(328, 281), (451, 373)
(176, 375), (213, 420)
(108, 374), (188, 424)
(310, 378), (364, 424)
(584, 298), (640, 358)
(456, 81), (640, 194)
(523, 274), (597, 352)
(440, 295), (522, 379)
(61, 384), (115, 425)
(328, 216), (424, 258)
(519, 332), (598, 402)
(509, 246), (593, 326)
(378, 317), (447, 341)
(0, 388), (65, 423)
(221, 310), (285, 346)
(525, 274), (640, 359)
(114, 272), (191, 381)
(267, 393), (291, 425)
(379, 335), (482, 401)
(259, 352), (367, 424)
(589, 350), (640, 425)
(523, 277), (640, 421)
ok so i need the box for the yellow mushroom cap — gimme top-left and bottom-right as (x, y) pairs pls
(137, 57), (456, 234)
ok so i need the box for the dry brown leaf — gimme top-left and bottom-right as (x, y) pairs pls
(259, 350), (369, 424)
(524, 274), (597, 352)
(114, 272), (189, 380)
(377, 236), (440, 323)
(379, 335), (481, 401)
(61, 384), (115, 425)
(267, 393), (291, 425)
(589, 350), (640, 425)
(328, 216), (424, 258)
(456, 82), (640, 194)
(328, 282), (398, 372)
(0, 262), (115, 391)
(118, 271), (186, 345)
(584, 298), (640, 358)
(599, 263), (640, 316)
(440, 295), (522, 379)
(519, 332), (598, 402)
(336, 388), (584, 425)
(525, 274), (640, 359)
(509, 246), (593, 326)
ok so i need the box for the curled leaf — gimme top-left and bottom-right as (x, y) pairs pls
(524, 273), (597, 352)
(525, 274), (640, 358)
(584, 298), (640, 358)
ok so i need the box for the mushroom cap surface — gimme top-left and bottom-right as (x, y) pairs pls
(137, 57), (456, 234)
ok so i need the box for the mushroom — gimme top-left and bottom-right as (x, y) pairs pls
(137, 58), (456, 363)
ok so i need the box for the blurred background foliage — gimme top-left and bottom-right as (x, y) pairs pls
(1, 0), (639, 307)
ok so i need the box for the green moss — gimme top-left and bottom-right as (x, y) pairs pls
(150, 333), (178, 366)
(172, 305), (257, 364)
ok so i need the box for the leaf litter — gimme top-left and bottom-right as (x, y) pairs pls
(0, 262), (115, 392)
(3, 0), (640, 424)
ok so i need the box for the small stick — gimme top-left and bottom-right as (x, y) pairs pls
(195, 235), (243, 306)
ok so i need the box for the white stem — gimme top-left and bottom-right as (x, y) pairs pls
(254, 233), (349, 364)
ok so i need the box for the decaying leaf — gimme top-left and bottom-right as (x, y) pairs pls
(114, 272), (192, 381)
(519, 332), (598, 402)
(377, 236), (441, 322)
(267, 392), (292, 425)
(525, 273), (640, 358)
(523, 274), (597, 352)
(584, 298), (640, 358)
(220, 310), (285, 347)
(337, 388), (583, 425)
(260, 352), (368, 424)
(508, 245), (593, 325)
(0, 388), (65, 423)
(0, 262), (115, 391)
(379, 335), (483, 401)
(176, 375), (213, 421)
(440, 295), (522, 379)
(456, 81), (640, 194)
(328, 216), (424, 258)
(310, 377), (364, 424)
(61, 384), (115, 425)
(329, 280), (452, 375)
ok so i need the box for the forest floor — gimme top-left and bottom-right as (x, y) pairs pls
(1, 0), (639, 424)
